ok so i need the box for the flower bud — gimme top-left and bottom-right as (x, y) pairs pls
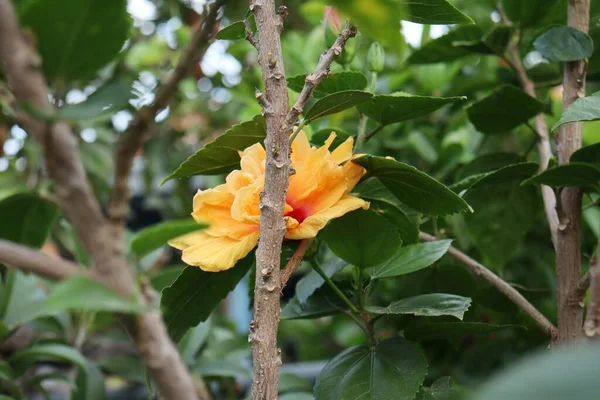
(367, 42), (385, 72)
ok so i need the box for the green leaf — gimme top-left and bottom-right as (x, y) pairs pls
(295, 258), (346, 304)
(195, 359), (251, 380)
(45, 275), (144, 314)
(161, 253), (254, 342)
(419, 376), (461, 400)
(322, 209), (402, 269)
(501, 0), (564, 28)
(523, 163), (600, 187)
(310, 128), (352, 150)
(572, 142), (600, 165)
(11, 343), (87, 373)
(473, 342), (600, 400)
(366, 293), (471, 320)
(464, 163), (539, 269)
(553, 90), (600, 131)
(98, 354), (145, 382)
(2, 270), (47, 327)
(404, 321), (522, 341)
(150, 265), (186, 292)
(304, 91), (373, 122)
(287, 72), (368, 98)
(56, 77), (133, 120)
(161, 115), (266, 184)
(467, 85), (545, 134)
(0, 192), (59, 248)
(408, 26), (484, 64)
(534, 26), (594, 62)
(457, 152), (525, 180)
(329, 0), (404, 45)
(215, 21), (246, 40)
(129, 220), (208, 258)
(314, 337), (428, 400)
(18, 0), (131, 82)
(358, 93), (466, 126)
(365, 240), (452, 279)
(281, 284), (351, 320)
(354, 155), (471, 216)
(73, 361), (106, 400)
(178, 318), (212, 364)
(402, 0), (473, 25)
(279, 373), (313, 393)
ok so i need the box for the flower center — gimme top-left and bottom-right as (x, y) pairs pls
(285, 202), (310, 223)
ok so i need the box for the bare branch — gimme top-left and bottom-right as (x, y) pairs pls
(285, 22), (357, 128)
(584, 240), (600, 337)
(280, 239), (313, 289)
(570, 270), (591, 305)
(420, 232), (558, 339)
(109, 0), (225, 230)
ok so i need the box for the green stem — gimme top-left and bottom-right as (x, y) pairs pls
(369, 71), (378, 92)
(354, 114), (369, 152)
(364, 124), (384, 143)
(311, 259), (360, 314)
(420, 24), (431, 46)
(289, 120), (307, 143)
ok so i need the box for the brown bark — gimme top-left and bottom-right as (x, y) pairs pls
(555, 0), (589, 342)
(583, 241), (600, 337)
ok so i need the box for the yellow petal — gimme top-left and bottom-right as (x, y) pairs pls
(179, 230), (260, 272)
(291, 130), (312, 162)
(192, 185), (233, 210)
(285, 195), (369, 240)
(230, 178), (263, 224)
(330, 136), (354, 165)
(343, 159), (366, 194)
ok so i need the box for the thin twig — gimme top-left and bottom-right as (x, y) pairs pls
(584, 240), (600, 337)
(420, 232), (558, 339)
(108, 0), (225, 230)
(285, 22), (357, 128)
(280, 239), (313, 289)
(311, 259), (359, 314)
(244, 17), (258, 48)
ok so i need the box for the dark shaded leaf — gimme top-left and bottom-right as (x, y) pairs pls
(161, 252), (254, 342)
(322, 209), (402, 269)
(19, 0), (131, 82)
(129, 220), (208, 258)
(281, 285), (350, 320)
(215, 21), (246, 40)
(359, 93), (466, 126)
(161, 115), (266, 183)
(523, 163), (600, 187)
(295, 258), (346, 304)
(534, 26), (594, 62)
(304, 91), (373, 122)
(457, 152), (525, 180)
(404, 321), (523, 341)
(310, 128), (352, 150)
(314, 337), (428, 400)
(572, 142), (600, 165)
(408, 26), (484, 64)
(354, 155), (471, 216)
(402, 0), (473, 25)
(365, 240), (452, 279)
(501, 0), (564, 28)
(195, 359), (251, 379)
(366, 293), (471, 320)
(467, 85), (545, 134)
(287, 72), (368, 98)
(0, 192), (59, 248)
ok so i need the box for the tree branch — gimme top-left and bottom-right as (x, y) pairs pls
(553, 0), (589, 342)
(419, 232), (558, 339)
(584, 240), (600, 337)
(0, 1), (203, 398)
(280, 239), (313, 289)
(108, 0), (225, 231)
(249, 0), (290, 398)
(285, 22), (356, 128)
(570, 270), (590, 305)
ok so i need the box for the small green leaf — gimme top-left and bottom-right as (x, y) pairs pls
(553, 91), (600, 131)
(457, 153), (525, 180)
(420, 377), (461, 400)
(365, 240), (453, 279)
(402, 0), (473, 25)
(2, 270), (47, 328)
(366, 293), (472, 320)
(304, 91), (373, 122)
(523, 163), (600, 187)
(161, 115), (266, 183)
(322, 210), (402, 269)
(18, 0), (131, 82)
(287, 72), (368, 98)
(11, 343), (87, 373)
(467, 85), (545, 134)
(501, 0), (564, 28)
(534, 26), (594, 62)
(215, 21), (246, 40)
(354, 155), (471, 216)
(314, 337), (428, 400)
(408, 26), (484, 64)
(404, 321), (523, 341)
(572, 142), (600, 165)
(0, 192), (59, 248)
(358, 93), (466, 126)
(473, 342), (600, 400)
(161, 252), (254, 342)
(129, 220), (208, 258)
(73, 361), (106, 400)
(56, 77), (133, 120)
(465, 162), (539, 191)
(45, 275), (144, 314)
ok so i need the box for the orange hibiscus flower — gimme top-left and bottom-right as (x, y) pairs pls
(169, 131), (369, 272)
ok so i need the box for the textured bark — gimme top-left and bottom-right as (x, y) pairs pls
(249, 1), (290, 399)
(583, 241), (600, 337)
(555, 0), (589, 342)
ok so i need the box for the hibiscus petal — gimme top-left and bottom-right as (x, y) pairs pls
(343, 158), (366, 194)
(285, 195), (369, 240)
(176, 230), (260, 272)
(330, 136), (354, 165)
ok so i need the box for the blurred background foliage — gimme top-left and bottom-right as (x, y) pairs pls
(0, 0), (599, 399)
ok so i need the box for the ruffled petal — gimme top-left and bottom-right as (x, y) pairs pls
(330, 136), (354, 165)
(178, 230), (260, 272)
(291, 131), (312, 162)
(343, 158), (367, 194)
(230, 178), (263, 224)
(285, 195), (369, 240)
